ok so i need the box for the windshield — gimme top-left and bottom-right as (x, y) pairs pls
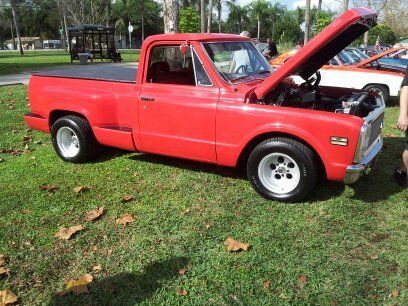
(338, 51), (357, 65)
(202, 41), (271, 82)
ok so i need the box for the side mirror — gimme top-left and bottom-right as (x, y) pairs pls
(180, 43), (188, 55)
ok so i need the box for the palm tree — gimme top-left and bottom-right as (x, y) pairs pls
(207, 0), (213, 33)
(200, 0), (205, 32)
(269, 3), (284, 38)
(317, 0), (322, 15)
(9, 0), (23, 55)
(343, 0), (348, 12)
(215, 0), (222, 32)
(227, 2), (249, 34)
(250, 0), (269, 40)
(304, 0), (311, 44)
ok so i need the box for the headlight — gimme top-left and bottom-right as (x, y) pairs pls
(354, 122), (371, 163)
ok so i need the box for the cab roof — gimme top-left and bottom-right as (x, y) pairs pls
(143, 33), (251, 44)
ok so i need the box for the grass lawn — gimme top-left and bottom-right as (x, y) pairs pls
(0, 50), (140, 76)
(0, 85), (407, 305)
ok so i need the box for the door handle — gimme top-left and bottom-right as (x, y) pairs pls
(140, 96), (155, 102)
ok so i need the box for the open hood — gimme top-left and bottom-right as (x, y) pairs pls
(254, 7), (377, 99)
(355, 47), (404, 67)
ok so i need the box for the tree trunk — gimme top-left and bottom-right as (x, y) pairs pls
(200, 0), (205, 33)
(217, 3), (221, 33)
(343, 0), (348, 12)
(257, 17), (260, 40)
(317, 0), (322, 15)
(10, 21), (15, 50)
(363, 0), (371, 46)
(304, 0), (311, 44)
(163, 0), (179, 33)
(10, 0), (23, 55)
(141, 14), (145, 42)
(207, 0), (213, 33)
(63, 13), (69, 52)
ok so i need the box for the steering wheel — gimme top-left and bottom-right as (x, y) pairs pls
(235, 65), (248, 74)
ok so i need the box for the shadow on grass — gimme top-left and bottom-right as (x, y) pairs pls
(49, 256), (189, 306)
(127, 137), (405, 203)
(129, 153), (244, 179)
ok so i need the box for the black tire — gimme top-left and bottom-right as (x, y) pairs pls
(363, 84), (389, 103)
(247, 137), (317, 202)
(51, 115), (99, 163)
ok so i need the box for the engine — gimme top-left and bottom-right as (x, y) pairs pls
(259, 82), (378, 118)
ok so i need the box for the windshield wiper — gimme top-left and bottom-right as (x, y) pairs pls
(257, 70), (271, 75)
(230, 75), (252, 82)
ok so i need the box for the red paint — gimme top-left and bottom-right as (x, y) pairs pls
(25, 9), (378, 183)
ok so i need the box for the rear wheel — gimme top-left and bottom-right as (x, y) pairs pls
(363, 84), (389, 102)
(51, 115), (99, 163)
(247, 137), (317, 202)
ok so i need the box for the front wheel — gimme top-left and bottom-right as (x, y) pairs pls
(247, 137), (317, 202)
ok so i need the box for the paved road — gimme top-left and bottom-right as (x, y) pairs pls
(0, 62), (138, 87)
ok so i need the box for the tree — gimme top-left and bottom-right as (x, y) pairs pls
(207, 0), (213, 33)
(250, 0), (269, 40)
(215, 0), (222, 32)
(200, 0), (205, 32)
(226, 2), (249, 34)
(9, 0), (23, 55)
(343, 0), (348, 12)
(163, 0), (178, 33)
(179, 6), (200, 33)
(304, 0), (311, 44)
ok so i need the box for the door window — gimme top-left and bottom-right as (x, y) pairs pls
(147, 45), (212, 87)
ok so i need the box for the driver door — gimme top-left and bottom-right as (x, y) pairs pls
(138, 44), (219, 162)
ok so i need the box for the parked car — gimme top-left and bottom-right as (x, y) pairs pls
(271, 47), (405, 101)
(25, 8), (384, 202)
(346, 47), (407, 71)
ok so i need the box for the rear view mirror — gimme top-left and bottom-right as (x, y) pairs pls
(180, 43), (188, 55)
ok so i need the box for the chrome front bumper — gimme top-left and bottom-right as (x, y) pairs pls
(343, 136), (383, 184)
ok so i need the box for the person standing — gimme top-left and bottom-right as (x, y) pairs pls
(262, 38), (278, 59)
(393, 67), (408, 186)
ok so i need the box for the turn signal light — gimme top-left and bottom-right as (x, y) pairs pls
(330, 136), (348, 146)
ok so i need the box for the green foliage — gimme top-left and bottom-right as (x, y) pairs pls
(353, 24), (398, 46)
(273, 11), (302, 45)
(179, 7), (200, 33)
(312, 11), (333, 36)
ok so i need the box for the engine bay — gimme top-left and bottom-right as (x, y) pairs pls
(257, 73), (379, 118)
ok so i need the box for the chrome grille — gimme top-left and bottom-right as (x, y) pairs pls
(368, 112), (384, 147)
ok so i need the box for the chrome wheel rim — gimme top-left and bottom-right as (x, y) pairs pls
(258, 153), (301, 194)
(56, 127), (80, 158)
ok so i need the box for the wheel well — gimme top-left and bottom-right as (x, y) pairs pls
(237, 132), (326, 178)
(363, 83), (389, 92)
(49, 110), (88, 127)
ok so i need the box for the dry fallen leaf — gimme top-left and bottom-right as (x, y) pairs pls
(263, 280), (271, 289)
(84, 207), (104, 222)
(298, 275), (307, 288)
(389, 289), (399, 298)
(205, 224), (212, 229)
(73, 186), (91, 193)
(22, 136), (32, 143)
(0, 267), (10, 276)
(0, 158), (4, 163)
(178, 268), (187, 276)
(39, 185), (58, 193)
(0, 255), (6, 267)
(122, 195), (133, 203)
(0, 288), (18, 305)
(54, 225), (84, 240)
(28, 156), (36, 161)
(370, 254), (379, 260)
(57, 274), (93, 296)
(116, 214), (135, 226)
(223, 237), (249, 252)
(177, 289), (187, 296)
(92, 265), (101, 273)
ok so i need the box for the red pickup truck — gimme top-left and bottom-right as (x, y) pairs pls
(25, 8), (384, 202)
